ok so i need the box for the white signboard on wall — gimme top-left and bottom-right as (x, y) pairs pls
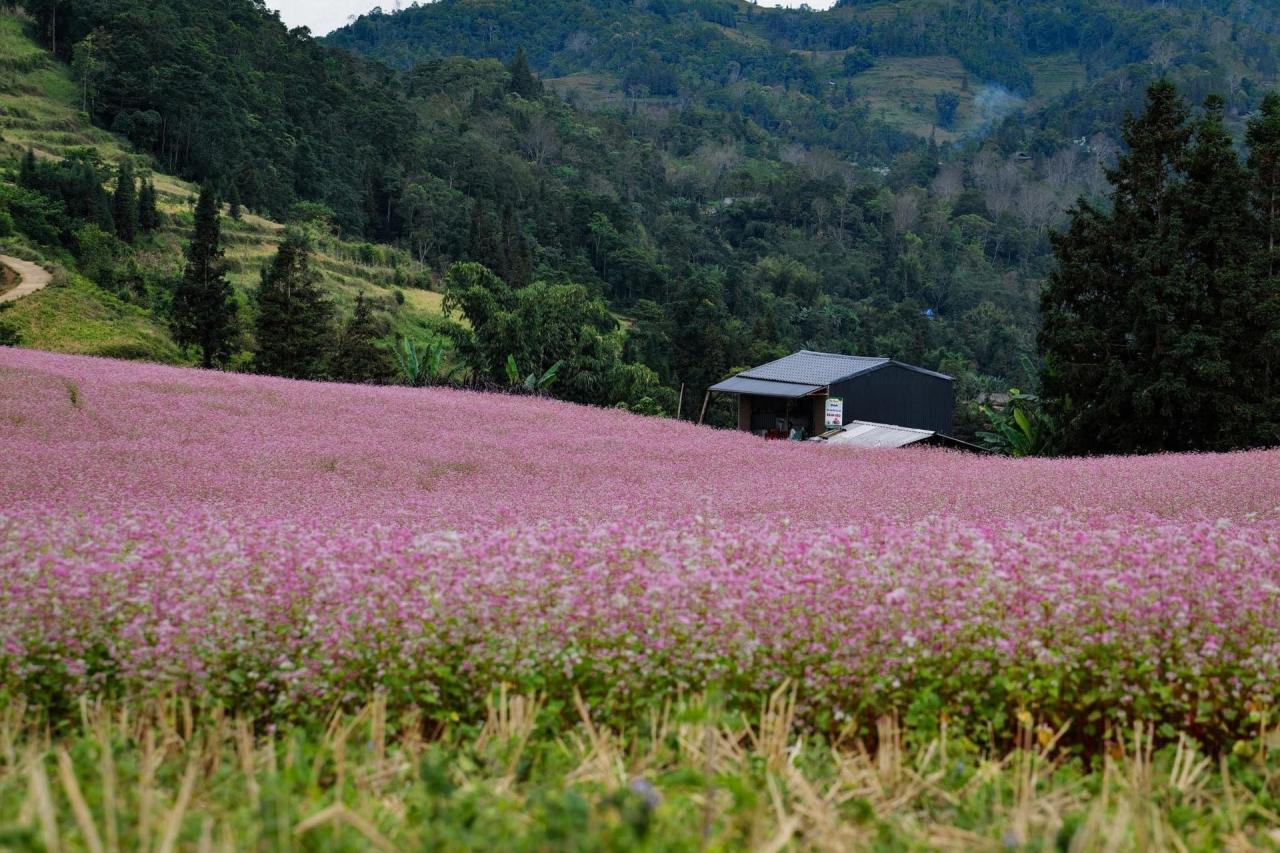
(825, 397), (844, 429)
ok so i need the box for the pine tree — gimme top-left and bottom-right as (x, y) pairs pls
(90, 180), (115, 234)
(137, 180), (160, 234)
(466, 198), (502, 274)
(1246, 95), (1280, 436)
(331, 292), (393, 384)
(228, 185), (243, 221)
(1248, 93), (1280, 278)
(1040, 80), (1194, 454)
(254, 232), (334, 380)
(499, 203), (522, 285)
(18, 148), (37, 189)
(511, 236), (533, 290)
(1042, 81), (1280, 453)
(1171, 95), (1256, 448)
(172, 185), (238, 368)
(112, 161), (138, 243)
(506, 46), (542, 100)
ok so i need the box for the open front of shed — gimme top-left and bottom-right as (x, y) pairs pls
(708, 350), (956, 443)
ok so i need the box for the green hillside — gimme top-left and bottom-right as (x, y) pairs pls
(328, 0), (1280, 143)
(0, 14), (449, 365)
(9, 0), (1280, 434)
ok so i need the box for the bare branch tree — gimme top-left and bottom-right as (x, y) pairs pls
(930, 161), (965, 202)
(520, 113), (561, 167)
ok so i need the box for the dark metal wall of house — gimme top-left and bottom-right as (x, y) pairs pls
(833, 365), (955, 434)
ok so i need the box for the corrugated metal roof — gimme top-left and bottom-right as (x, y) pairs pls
(823, 420), (936, 449)
(888, 361), (954, 381)
(708, 376), (824, 398)
(739, 351), (890, 385)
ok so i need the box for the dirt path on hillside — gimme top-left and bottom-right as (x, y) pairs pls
(0, 256), (52, 304)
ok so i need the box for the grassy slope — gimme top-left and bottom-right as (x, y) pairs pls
(800, 51), (1087, 141)
(0, 13), (453, 361)
(0, 272), (183, 361)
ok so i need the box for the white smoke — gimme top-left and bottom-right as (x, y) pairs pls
(971, 84), (1024, 136)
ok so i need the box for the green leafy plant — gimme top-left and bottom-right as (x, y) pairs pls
(617, 396), (666, 417)
(396, 337), (441, 387)
(506, 354), (564, 393)
(396, 336), (466, 388)
(977, 388), (1058, 457)
(0, 307), (19, 347)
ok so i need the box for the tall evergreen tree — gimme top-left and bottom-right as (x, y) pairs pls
(669, 267), (738, 404)
(1247, 93), (1280, 278)
(466, 198), (502, 273)
(1042, 81), (1280, 454)
(18, 148), (37, 189)
(137, 179), (160, 233)
(112, 161), (138, 243)
(498, 203), (533, 287)
(1041, 80), (1193, 454)
(172, 185), (238, 368)
(506, 46), (542, 100)
(1246, 95), (1280, 435)
(510, 235), (533, 290)
(1173, 94), (1256, 448)
(331, 292), (393, 384)
(254, 232), (334, 380)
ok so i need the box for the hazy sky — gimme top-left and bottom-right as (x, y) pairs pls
(270, 0), (838, 37)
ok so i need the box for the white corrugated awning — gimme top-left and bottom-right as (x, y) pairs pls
(823, 420), (936, 449)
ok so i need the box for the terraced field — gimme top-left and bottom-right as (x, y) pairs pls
(0, 13), (453, 360)
(833, 53), (1088, 141)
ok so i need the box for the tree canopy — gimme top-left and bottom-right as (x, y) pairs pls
(1041, 81), (1280, 454)
(253, 233), (334, 380)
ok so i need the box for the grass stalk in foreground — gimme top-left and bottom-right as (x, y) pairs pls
(2, 687), (1280, 851)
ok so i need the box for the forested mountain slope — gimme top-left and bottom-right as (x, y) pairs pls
(0, 14), (446, 364)
(13, 0), (1280, 431)
(330, 0), (1280, 143)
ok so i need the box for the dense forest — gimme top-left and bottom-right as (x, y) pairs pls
(331, 0), (1280, 139)
(7, 0), (1280, 446)
(1041, 84), (1280, 455)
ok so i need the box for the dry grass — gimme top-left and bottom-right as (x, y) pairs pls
(2, 689), (1279, 850)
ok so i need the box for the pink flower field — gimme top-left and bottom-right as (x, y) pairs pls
(3, 348), (1280, 742)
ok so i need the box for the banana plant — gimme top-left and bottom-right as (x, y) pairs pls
(395, 338), (425, 387)
(530, 360), (564, 391)
(976, 389), (1058, 457)
(506, 354), (565, 393)
(396, 337), (461, 388)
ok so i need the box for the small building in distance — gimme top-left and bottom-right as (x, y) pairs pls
(709, 350), (954, 440)
(821, 420), (984, 452)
